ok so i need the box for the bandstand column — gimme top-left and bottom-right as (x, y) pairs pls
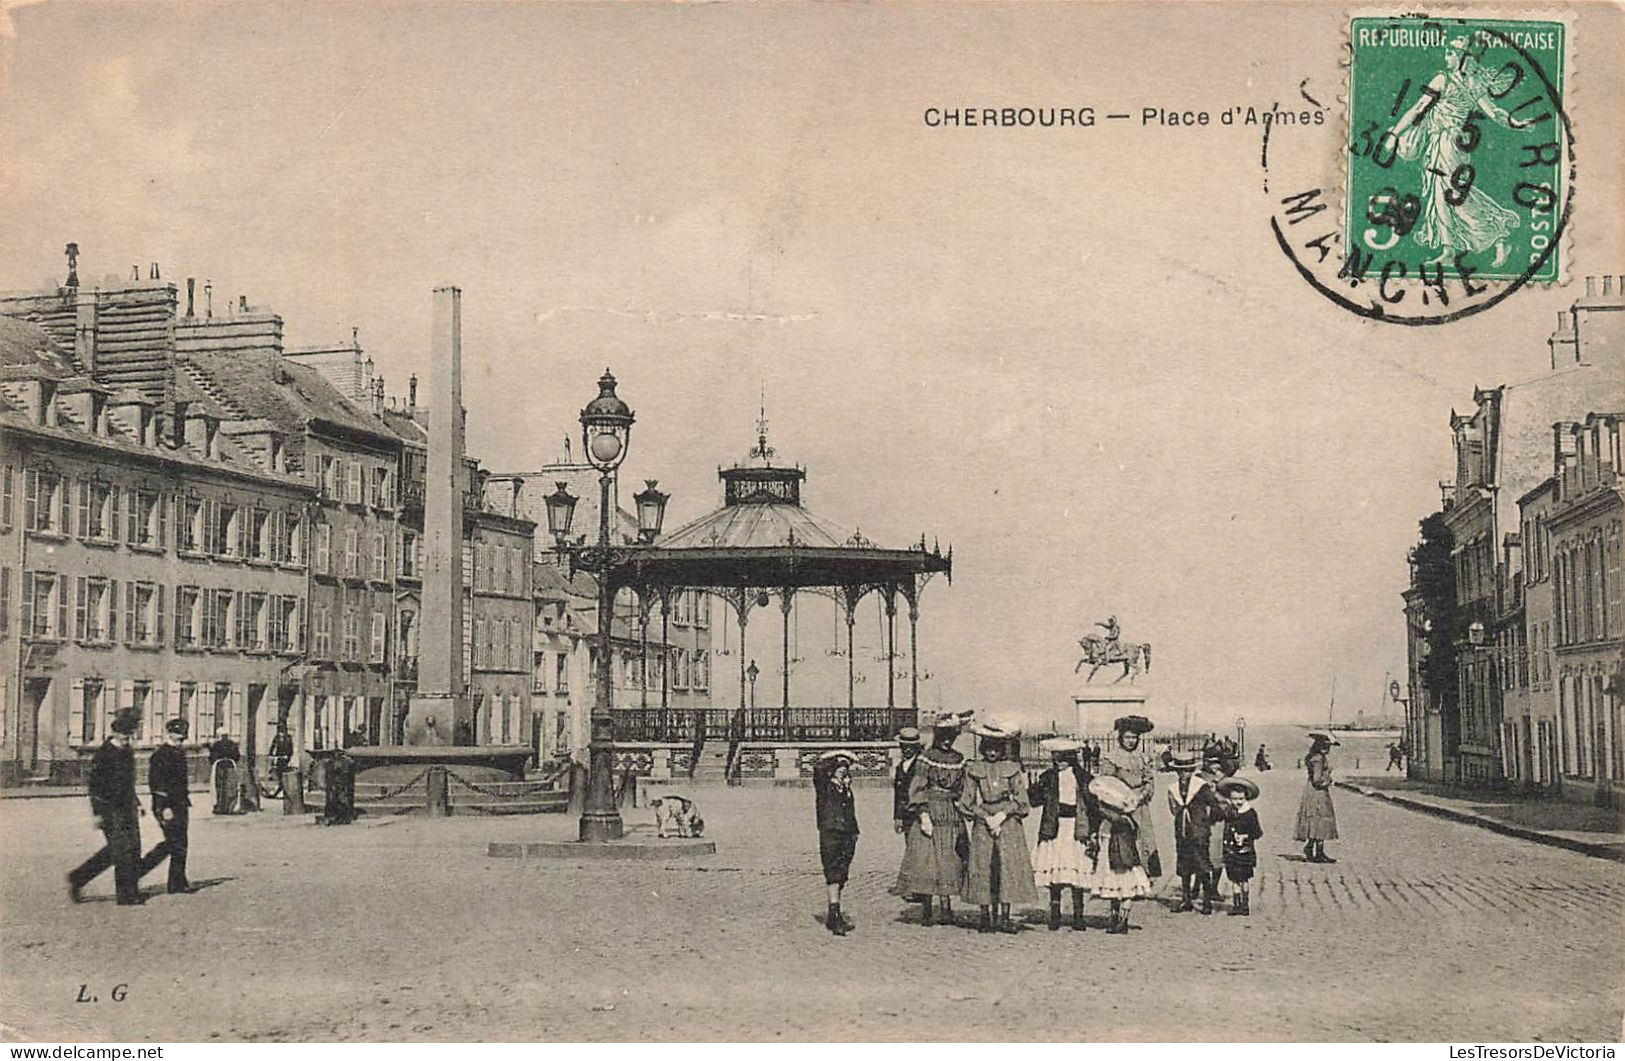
(884, 589), (897, 711)
(845, 599), (857, 713)
(638, 590), (651, 711)
(659, 587), (671, 726)
(780, 589), (793, 736)
(738, 604), (749, 712)
(909, 596), (920, 718)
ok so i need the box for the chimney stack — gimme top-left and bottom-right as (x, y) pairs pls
(130, 265), (140, 282)
(204, 281), (213, 319)
(186, 279), (196, 318)
(1605, 277), (1616, 297)
(409, 374), (418, 410)
(150, 262), (160, 280)
(1585, 276), (1597, 298)
(64, 242), (80, 289)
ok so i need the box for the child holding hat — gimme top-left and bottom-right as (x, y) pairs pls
(1217, 777), (1263, 916)
(813, 749), (860, 936)
(1086, 774), (1152, 934)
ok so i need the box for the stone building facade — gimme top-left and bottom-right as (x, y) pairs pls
(2, 246), (543, 787)
(1, 314), (313, 785)
(1548, 411), (1623, 804)
(1405, 274), (1621, 790)
(1512, 476), (1562, 790)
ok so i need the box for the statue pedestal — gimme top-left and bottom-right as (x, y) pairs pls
(1074, 685), (1149, 737)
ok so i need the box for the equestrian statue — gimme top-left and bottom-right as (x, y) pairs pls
(1075, 614), (1152, 684)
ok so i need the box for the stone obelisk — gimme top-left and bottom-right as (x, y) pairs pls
(405, 286), (468, 744)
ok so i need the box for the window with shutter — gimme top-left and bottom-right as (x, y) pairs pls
(19, 572), (32, 636)
(106, 578), (118, 643)
(75, 576), (87, 640)
(371, 612), (386, 664)
(0, 464), (12, 530)
(55, 573), (68, 639)
(70, 677), (85, 745)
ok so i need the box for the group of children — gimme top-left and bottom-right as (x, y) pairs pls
(810, 711), (1267, 936)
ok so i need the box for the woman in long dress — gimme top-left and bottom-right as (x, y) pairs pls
(957, 721), (1039, 933)
(1294, 733), (1340, 863)
(892, 712), (970, 925)
(1028, 737), (1100, 930)
(1087, 774), (1153, 935)
(1096, 715), (1163, 882)
(1388, 36), (1524, 267)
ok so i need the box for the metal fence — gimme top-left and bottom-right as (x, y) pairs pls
(612, 707), (916, 744)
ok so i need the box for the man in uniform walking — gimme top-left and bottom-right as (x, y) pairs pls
(139, 717), (196, 895)
(68, 709), (145, 906)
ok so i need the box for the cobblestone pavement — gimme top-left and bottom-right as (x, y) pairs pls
(2, 766), (1621, 1042)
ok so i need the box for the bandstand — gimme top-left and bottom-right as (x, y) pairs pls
(568, 425), (953, 786)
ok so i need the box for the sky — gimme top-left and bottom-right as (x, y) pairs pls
(2, 1), (1620, 732)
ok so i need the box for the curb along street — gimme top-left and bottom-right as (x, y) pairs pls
(1336, 780), (1625, 862)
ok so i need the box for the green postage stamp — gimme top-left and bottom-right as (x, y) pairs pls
(1346, 15), (1568, 285)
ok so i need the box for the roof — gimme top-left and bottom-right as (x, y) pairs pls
(1489, 361), (1608, 538)
(0, 316), (74, 377)
(181, 349), (400, 447)
(534, 561), (596, 601)
(660, 495), (861, 550)
(0, 403), (311, 490)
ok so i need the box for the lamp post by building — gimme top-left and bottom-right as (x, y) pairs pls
(746, 659), (759, 711)
(543, 370), (669, 842)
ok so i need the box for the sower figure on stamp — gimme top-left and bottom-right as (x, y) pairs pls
(891, 710), (971, 925)
(68, 708), (146, 906)
(813, 749), (860, 937)
(888, 727), (925, 910)
(1387, 36), (1525, 269)
(1028, 737), (1101, 931)
(958, 720), (1038, 934)
(140, 717), (196, 895)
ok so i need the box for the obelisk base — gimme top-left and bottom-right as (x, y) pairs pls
(406, 693), (470, 747)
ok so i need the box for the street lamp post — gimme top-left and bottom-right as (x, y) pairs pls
(543, 370), (669, 842)
(746, 659), (759, 712)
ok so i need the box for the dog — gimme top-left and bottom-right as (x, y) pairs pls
(652, 794), (704, 838)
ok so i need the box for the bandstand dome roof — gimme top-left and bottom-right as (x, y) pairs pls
(611, 422), (950, 593)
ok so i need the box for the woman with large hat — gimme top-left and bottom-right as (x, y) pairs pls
(1027, 737), (1100, 930)
(1096, 714), (1163, 882)
(1086, 774), (1153, 933)
(1295, 732), (1340, 863)
(956, 719), (1039, 932)
(891, 710), (972, 925)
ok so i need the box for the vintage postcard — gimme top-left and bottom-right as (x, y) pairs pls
(1, 0), (1622, 1047)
